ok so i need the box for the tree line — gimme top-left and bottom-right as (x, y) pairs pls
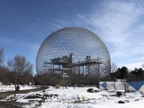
(110, 66), (144, 81)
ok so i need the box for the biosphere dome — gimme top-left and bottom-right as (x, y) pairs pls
(36, 27), (111, 75)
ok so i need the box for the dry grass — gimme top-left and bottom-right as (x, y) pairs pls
(54, 84), (61, 89)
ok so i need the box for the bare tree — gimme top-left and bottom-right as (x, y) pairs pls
(0, 49), (4, 67)
(111, 62), (118, 73)
(0, 49), (9, 84)
(0, 67), (9, 84)
(7, 55), (33, 90)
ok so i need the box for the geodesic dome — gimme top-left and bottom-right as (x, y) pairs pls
(36, 27), (111, 74)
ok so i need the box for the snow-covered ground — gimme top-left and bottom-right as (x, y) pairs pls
(0, 85), (37, 92)
(3, 86), (144, 108)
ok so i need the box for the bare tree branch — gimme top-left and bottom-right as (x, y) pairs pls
(7, 55), (33, 85)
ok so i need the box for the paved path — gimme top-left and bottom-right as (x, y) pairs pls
(0, 87), (48, 108)
(0, 87), (47, 99)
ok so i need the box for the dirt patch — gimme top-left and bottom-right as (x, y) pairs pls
(0, 101), (22, 108)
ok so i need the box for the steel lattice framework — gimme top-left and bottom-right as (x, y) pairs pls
(36, 27), (111, 74)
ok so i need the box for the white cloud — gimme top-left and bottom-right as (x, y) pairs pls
(90, 1), (143, 44)
(0, 36), (15, 44)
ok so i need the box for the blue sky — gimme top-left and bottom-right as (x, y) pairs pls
(0, 0), (144, 72)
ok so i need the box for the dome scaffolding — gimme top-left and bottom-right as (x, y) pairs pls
(36, 27), (111, 85)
